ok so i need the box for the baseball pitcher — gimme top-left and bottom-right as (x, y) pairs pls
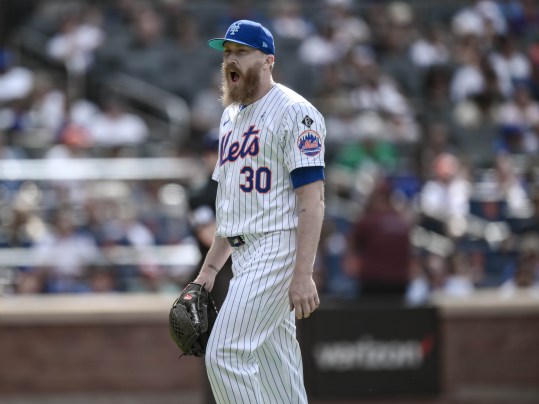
(193, 19), (326, 403)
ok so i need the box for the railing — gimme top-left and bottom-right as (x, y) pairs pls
(0, 156), (208, 295)
(0, 157), (201, 181)
(0, 245), (201, 268)
(104, 73), (190, 148)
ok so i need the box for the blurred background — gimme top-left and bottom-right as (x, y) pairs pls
(0, 0), (538, 403)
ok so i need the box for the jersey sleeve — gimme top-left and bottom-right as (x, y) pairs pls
(211, 159), (220, 182)
(212, 109), (233, 182)
(281, 102), (326, 173)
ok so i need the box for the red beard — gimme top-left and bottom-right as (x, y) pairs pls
(220, 61), (262, 106)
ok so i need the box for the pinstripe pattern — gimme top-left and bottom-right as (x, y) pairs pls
(207, 82), (325, 403)
(205, 231), (307, 404)
(212, 83), (326, 237)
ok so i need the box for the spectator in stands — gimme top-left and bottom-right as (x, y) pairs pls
(99, 201), (160, 292)
(326, 110), (396, 201)
(298, 20), (343, 67)
(350, 65), (419, 143)
(451, 96), (500, 168)
(503, 0), (539, 38)
(24, 74), (98, 144)
(512, 185), (539, 236)
(87, 95), (148, 150)
(0, 185), (47, 251)
(386, 1), (416, 37)
(443, 251), (476, 297)
(14, 270), (44, 294)
(419, 152), (472, 238)
(129, 6), (168, 50)
(269, 0), (314, 41)
(169, 14), (206, 57)
(450, 39), (504, 167)
(0, 48), (33, 104)
(331, 111), (397, 175)
(87, 265), (117, 293)
(422, 252), (449, 292)
(381, 1), (418, 63)
(499, 235), (539, 298)
(450, 38), (503, 102)
(451, 0), (507, 39)
(317, 217), (358, 298)
(4, 68), (99, 150)
(413, 249), (478, 299)
(323, 0), (371, 50)
(216, 0), (270, 35)
(103, 6), (171, 88)
(42, 122), (93, 206)
(345, 178), (413, 300)
(157, 0), (190, 31)
(489, 34), (532, 96)
(409, 23), (450, 69)
(367, 4), (419, 99)
(46, 5), (105, 75)
(45, 121), (93, 158)
(420, 65), (453, 125)
(496, 0), (520, 34)
(405, 254), (434, 306)
(496, 123), (528, 154)
(33, 209), (101, 293)
(497, 82), (539, 153)
(24, 72), (66, 145)
(491, 153), (530, 216)
(162, 14), (220, 103)
(414, 121), (458, 182)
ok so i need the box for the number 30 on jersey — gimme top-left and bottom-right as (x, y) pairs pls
(240, 166), (271, 193)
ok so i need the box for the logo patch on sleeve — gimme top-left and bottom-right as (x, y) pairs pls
(297, 130), (322, 156)
(302, 115), (314, 128)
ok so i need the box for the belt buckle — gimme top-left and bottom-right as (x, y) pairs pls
(228, 235), (245, 247)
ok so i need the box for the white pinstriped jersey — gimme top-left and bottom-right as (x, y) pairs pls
(212, 83), (326, 237)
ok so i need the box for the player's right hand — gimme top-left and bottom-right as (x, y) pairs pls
(288, 273), (320, 320)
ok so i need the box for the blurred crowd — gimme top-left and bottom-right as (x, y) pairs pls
(0, 0), (538, 301)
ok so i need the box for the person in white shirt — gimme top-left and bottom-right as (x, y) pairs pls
(88, 96), (149, 147)
(420, 152), (472, 237)
(0, 49), (33, 103)
(46, 9), (105, 74)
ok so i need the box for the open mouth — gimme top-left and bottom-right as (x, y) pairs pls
(229, 70), (240, 83)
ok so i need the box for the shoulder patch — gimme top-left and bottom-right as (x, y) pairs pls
(301, 115), (314, 128)
(297, 130), (322, 157)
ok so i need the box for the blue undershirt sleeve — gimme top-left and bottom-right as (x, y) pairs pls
(290, 166), (325, 189)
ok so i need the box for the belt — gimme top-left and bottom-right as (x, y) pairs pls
(227, 235), (245, 247)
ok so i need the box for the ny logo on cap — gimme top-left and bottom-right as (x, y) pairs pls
(229, 22), (241, 35)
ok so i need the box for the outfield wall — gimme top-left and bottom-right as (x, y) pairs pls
(0, 291), (537, 403)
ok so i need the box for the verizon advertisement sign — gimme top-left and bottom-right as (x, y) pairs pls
(300, 302), (440, 398)
(315, 333), (435, 371)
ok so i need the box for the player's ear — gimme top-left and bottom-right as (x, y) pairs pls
(264, 54), (275, 70)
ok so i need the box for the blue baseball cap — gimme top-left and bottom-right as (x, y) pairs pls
(208, 20), (275, 55)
